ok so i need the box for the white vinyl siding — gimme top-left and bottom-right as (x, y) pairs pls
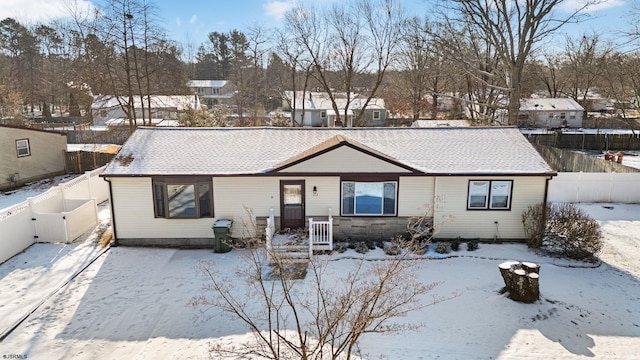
(214, 176), (340, 238)
(1, 128), (66, 190)
(111, 177), (214, 239)
(434, 176), (547, 240)
(397, 177), (434, 217)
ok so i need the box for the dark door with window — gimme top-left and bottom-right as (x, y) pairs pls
(281, 180), (305, 229)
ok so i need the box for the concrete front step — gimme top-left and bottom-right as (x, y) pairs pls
(271, 245), (310, 259)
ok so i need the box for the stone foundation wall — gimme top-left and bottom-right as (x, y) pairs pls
(116, 237), (214, 248)
(332, 216), (425, 241)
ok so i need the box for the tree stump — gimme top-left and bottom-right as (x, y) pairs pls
(499, 261), (540, 303)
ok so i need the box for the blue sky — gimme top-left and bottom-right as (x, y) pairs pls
(0, 0), (634, 48)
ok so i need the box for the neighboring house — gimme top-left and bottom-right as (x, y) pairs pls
(518, 98), (584, 128)
(186, 80), (236, 109)
(283, 91), (387, 127)
(91, 95), (200, 126)
(101, 127), (556, 247)
(0, 125), (67, 191)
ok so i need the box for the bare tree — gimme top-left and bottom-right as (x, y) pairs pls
(440, 0), (602, 125)
(273, 27), (314, 126)
(564, 33), (611, 105)
(190, 218), (448, 359)
(396, 17), (455, 120)
(527, 52), (568, 98)
(86, 0), (184, 130)
(284, 0), (404, 127)
(246, 24), (270, 124)
(438, 21), (507, 124)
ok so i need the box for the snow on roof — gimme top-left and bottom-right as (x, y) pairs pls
(91, 95), (200, 110)
(186, 80), (229, 88)
(412, 120), (471, 128)
(102, 127), (554, 177)
(520, 98), (584, 111)
(104, 118), (165, 126)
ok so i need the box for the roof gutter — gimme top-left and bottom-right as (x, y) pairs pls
(102, 176), (119, 246)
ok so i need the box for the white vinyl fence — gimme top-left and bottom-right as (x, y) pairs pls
(548, 172), (640, 203)
(0, 166), (109, 264)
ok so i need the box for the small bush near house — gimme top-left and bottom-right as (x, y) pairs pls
(545, 203), (602, 260)
(467, 240), (479, 251)
(354, 242), (369, 254)
(435, 242), (451, 254)
(384, 243), (402, 256)
(451, 237), (461, 251)
(333, 243), (348, 254)
(521, 203), (549, 248)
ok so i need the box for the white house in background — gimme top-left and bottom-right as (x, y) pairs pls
(518, 98), (584, 128)
(91, 95), (200, 127)
(101, 127), (556, 248)
(186, 80), (236, 108)
(283, 91), (387, 127)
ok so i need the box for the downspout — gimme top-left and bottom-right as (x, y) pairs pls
(542, 176), (552, 237)
(543, 176), (551, 207)
(102, 177), (119, 246)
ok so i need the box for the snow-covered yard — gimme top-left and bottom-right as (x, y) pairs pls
(0, 202), (639, 359)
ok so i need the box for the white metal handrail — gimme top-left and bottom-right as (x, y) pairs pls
(265, 207), (275, 251)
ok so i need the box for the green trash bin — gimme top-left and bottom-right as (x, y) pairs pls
(213, 219), (233, 253)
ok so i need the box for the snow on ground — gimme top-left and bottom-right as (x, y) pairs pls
(0, 203), (639, 359)
(0, 174), (82, 212)
(0, 177), (639, 358)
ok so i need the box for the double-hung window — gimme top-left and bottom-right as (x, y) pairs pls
(467, 180), (512, 210)
(373, 111), (380, 120)
(341, 181), (397, 216)
(16, 139), (30, 157)
(153, 177), (213, 218)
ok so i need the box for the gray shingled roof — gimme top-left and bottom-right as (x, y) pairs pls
(101, 127), (554, 176)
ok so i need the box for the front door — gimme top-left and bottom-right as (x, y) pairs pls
(281, 180), (305, 230)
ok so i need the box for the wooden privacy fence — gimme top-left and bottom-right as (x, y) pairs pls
(65, 151), (116, 174)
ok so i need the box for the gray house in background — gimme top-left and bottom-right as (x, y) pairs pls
(283, 91), (387, 127)
(186, 80), (236, 109)
(518, 98), (584, 128)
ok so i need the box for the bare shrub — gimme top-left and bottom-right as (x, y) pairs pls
(434, 242), (451, 254)
(190, 210), (451, 359)
(545, 203), (602, 260)
(190, 244), (445, 359)
(521, 203), (549, 248)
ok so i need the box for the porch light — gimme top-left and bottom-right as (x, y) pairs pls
(313, 186), (318, 196)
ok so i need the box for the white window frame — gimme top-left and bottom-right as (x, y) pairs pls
(467, 180), (513, 210)
(16, 139), (30, 157)
(373, 110), (380, 120)
(320, 110), (326, 118)
(341, 181), (397, 216)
